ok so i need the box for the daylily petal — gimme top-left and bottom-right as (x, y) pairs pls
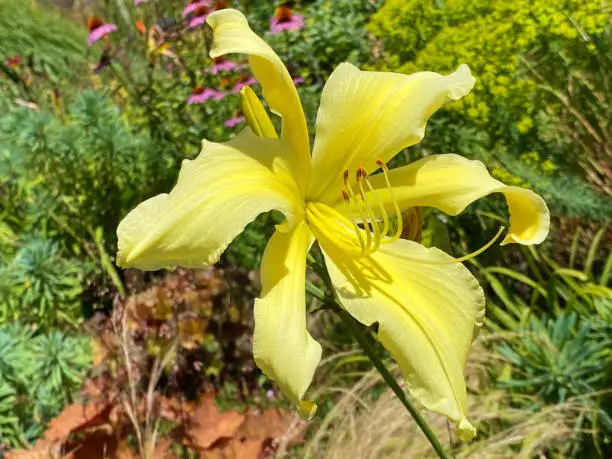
(308, 63), (475, 202)
(206, 9), (310, 190)
(116, 129), (303, 270)
(254, 221), (322, 414)
(240, 86), (278, 139)
(359, 154), (550, 245)
(321, 237), (485, 441)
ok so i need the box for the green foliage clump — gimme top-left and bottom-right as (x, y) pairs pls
(0, 0), (87, 75)
(497, 313), (612, 456)
(0, 0), (90, 109)
(0, 323), (91, 448)
(0, 89), (163, 251)
(370, 0), (607, 127)
(0, 235), (84, 329)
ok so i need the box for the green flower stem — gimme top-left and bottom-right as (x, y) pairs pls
(334, 307), (450, 459)
(309, 255), (450, 459)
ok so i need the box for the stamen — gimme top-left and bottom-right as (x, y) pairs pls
(357, 167), (381, 253)
(343, 169), (372, 252)
(362, 170), (390, 241)
(342, 190), (366, 255)
(377, 160), (403, 244)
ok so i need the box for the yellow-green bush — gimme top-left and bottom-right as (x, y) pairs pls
(369, 0), (608, 128)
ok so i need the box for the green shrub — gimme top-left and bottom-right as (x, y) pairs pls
(0, 90), (163, 252)
(0, 0), (90, 108)
(0, 323), (91, 448)
(370, 0), (607, 127)
(0, 235), (84, 330)
(497, 313), (612, 456)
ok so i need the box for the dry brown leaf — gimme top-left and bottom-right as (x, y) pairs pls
(160, 396), (195, 423)
(63, 429), (118, 459)
(44, 401), (115, 442)
(4, 440), (62, 459)
(237, 408), (297, 441)
(200, 438), (261, 459)
(179, 394), (244, 451)
(200, 407), (303, 459)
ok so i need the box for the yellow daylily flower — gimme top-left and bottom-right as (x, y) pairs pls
(116, 9), (549, 440)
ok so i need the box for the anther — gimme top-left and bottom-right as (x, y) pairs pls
(343, 169), (349, 186)
(342, 189), (350, 202)
(376, 159), (388, 171)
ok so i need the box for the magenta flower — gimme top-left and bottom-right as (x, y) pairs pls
(134, 0), (148, 5)
(224, 114), (245, 127)
(269, 5), (304, 34)
(206, 56), (240, 75)
(188, 7), (211, 28)
(183, 0), (212, 17)
(87, 17), (118, 46)
(187, 87), (224, 104)
(292, 77), (305, 85)
(231, 76), (257, 93)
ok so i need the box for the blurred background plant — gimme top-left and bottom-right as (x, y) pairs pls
(0, 0), (611, 457)
(0, 323), (91, 449)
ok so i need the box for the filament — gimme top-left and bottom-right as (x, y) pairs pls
(377, 160), (403, 243)
(357, 168), (381, 253)
(343, 189), (367, 255)
(344, 169), (372, 252)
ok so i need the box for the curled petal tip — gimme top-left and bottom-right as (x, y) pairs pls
(298, 400), (317, 420)
(457, 417), (476, 441)
(448, 64), (476, 100)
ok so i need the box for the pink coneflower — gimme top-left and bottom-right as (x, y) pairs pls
(224, 112), (245, 127)
(187, 5), (211, 29)
(231, 75), (257, 93)
(269, 5), (304, 34)
(187, 86), (224, 104)
(206, 56), (240, 75)
(87, 17), (118, 45)
(182, 0), (212, 17)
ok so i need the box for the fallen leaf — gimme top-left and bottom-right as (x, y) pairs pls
(44, 401), (115, 442)
(179, 394), (244, 451)
(4, 441), (62, 459)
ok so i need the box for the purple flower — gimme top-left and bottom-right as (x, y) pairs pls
(206, 57), (241, 75)
(187, 87), (224, 104)
(231, 76), (257, 93)
(87, 17), (118, 45)
(134, 0), (148, 5)
(183, 0), (212, 16)
(224, 115), (245, 127)
(292, 77), (305, 85)
(188, 10), (210, 29)
(270, 6), (304, 34)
